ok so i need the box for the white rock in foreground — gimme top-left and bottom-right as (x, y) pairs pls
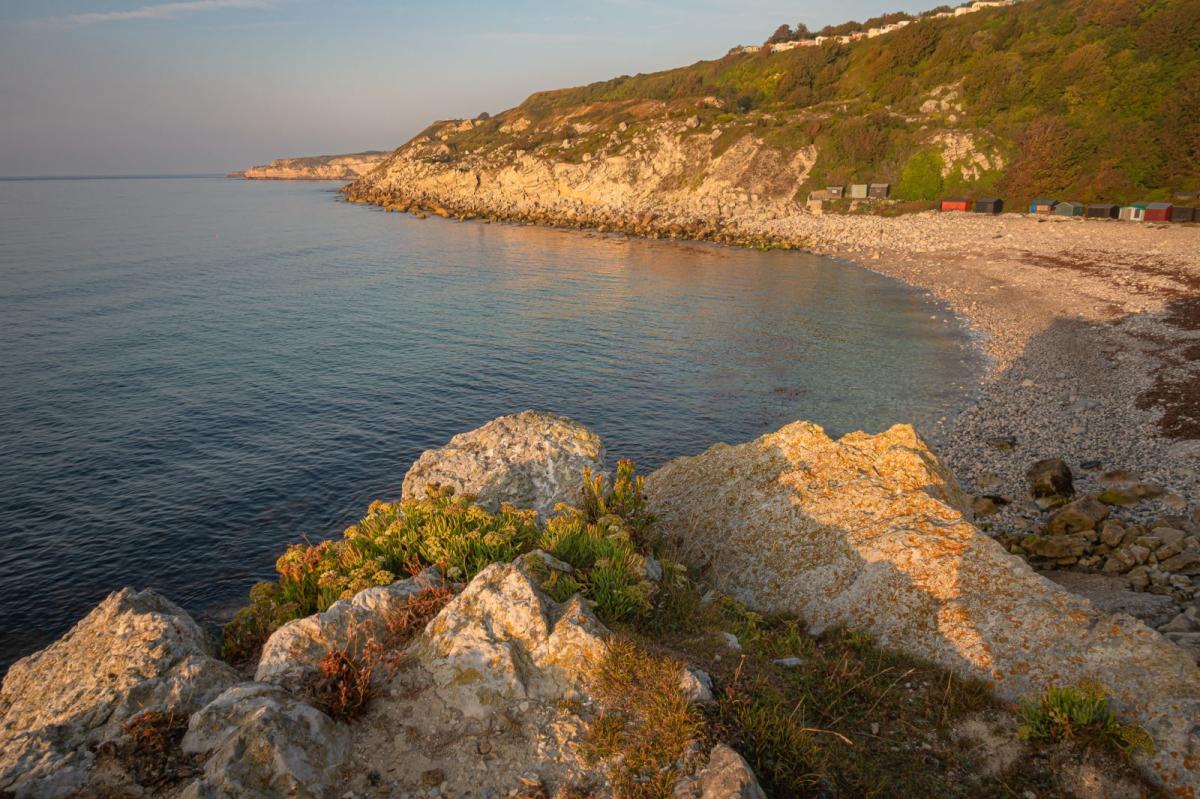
(0, 588), (238, 798)
(673, 744), (767, 799)
(180, 682), (349, 799)
(645, 421), (1200, 795)
(255, 567), (441, 692)
(401, 410), (606, 517)
(416, 561), (609, 718)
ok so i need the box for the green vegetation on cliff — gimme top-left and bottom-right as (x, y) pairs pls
(431, 0), (1200, 205)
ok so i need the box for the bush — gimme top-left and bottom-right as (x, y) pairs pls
(1018, 681), (1153, 754)
(223, 463), (659, 661)
(897, 149), (946, 200)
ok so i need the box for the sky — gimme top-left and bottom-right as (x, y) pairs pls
(1, 0), (931, 176)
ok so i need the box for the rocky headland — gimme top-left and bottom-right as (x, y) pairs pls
(234, 151), (391, 181)
(3, 411), (1197, 798)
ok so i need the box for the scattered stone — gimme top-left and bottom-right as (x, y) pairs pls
(680, 667), (714, 705)
(674, 744), (767, 799)
(972, 495), (1001, 518)
(1045, 497), (1109, 536)
(401, 410), (606, 518)
(1026, 458), (1074, 500)
(985, 435), (1017, 450)
(0, 588), (238, 798)
(180, 683), (350, 799)
(772, 657), (805, 668)
(721, 632), (742, 652)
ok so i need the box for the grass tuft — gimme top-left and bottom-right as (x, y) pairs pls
(1017, 681), (1153, 755)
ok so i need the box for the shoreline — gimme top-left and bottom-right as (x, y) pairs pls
(340, 187), (1200, 526)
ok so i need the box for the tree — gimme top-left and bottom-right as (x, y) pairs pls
(766, 24), (795, 45)
(794, 22), (812, 39)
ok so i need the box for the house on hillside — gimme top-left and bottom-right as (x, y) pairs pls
(849, 184), (869, 199)
(974, 198), (1003, 214)
(868, 183), (890, 199)
(1144, 202), (1173, 222)
(1029, 198), (1058, 215)
(1054, 201), (1085, 217)
(941, 198), (972, 212)
(827, 185), (846, 198)
(1085, 204), (1119, 219)
(1119, 203), (1147, 221)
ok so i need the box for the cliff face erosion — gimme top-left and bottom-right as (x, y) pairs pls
(236, 151), (391, 181)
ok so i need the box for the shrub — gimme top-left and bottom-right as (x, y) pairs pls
(1018, 681), (1153, 754)
(897, 149), (945, 200)
(305, 584), (453, 721)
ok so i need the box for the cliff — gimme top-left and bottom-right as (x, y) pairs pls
(1, 412), (1193, 798)
(344, 0), (1199, 218)
(235, 150), (391, 181)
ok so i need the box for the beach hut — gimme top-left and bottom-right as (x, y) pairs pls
(941, 198), (971, 212)
(1054, 201), (1085, 217)
(1144, 202), (1173, 222)
(827, 185), (845, 198)
(1169, 206), (1194, 223)
(849, 184), (869, 199)
(868, 183), (890, 199)
(1119, 202), (1147, 222)
(1085, 204), (1119, 219)
(974, 198), (1003, 214)
(1029, 198), (1058, 215)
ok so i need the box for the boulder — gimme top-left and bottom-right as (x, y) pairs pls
(416, 562), (608, 718)
(1046, 497), (1109, 535)
(1041, 572), (1179, 629)
(0, 588), (238, 799)
(674, 744), (767, 799)
(1026, 458), (1074, 500)
(256, 567), (441, 692)
(644, 421), (1200, 795)
(180, 683), (350, 799)
(401, 411), (606, 518)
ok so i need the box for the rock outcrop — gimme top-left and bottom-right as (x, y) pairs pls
(237, 151), (390, 181)
(401, 410), (606, 517)
(0, 588), (238, 798)
(644, 421), (1200, 795)
(180, 683), (350, 799)
(256, 567), (442, 692)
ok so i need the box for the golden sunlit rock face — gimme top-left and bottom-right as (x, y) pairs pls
(645, 421), (1200, 796)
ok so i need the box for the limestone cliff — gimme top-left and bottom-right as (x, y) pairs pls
(236, 151), (390, 181)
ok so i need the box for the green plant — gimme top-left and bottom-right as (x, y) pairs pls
(584, 639), (704, 798)
(1018, 681), (1153, 754)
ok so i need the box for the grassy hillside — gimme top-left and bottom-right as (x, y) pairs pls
(444, 0), (1200, 205)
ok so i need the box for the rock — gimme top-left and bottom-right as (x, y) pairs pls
(692, 744), (767, 799)
(1042, 572), (1180, 629)
(0, 588), (238, 799)
(1023, 533), (1088, 560)
(644, 555), (664, 582)
(1166, 633), (1200, 663)
(772, 657), (805, 668)
(1160, 547), (1200, 574)
(972, 495), (1000, 518)
(1100, 519), (1127, 547)
(401, 411), (606, 518)
(680, 667), (714, 705)
(256, 568), (442, 692)
(1026, 458), (1073, 500)
(721, 632), (742, 652)
(644, 421), (1200, 795)
(180, 683), (350, 799)
(986, 435), (1017, 450)
(416, 562), (608, 718)
(1046, 497), (1109, 535)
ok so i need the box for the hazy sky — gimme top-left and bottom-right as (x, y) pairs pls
(1, 0), (929, 176)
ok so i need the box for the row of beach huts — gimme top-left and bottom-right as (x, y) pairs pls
(939, 196), (1200, 222)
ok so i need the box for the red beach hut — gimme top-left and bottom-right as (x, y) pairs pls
(1144, 202), (1174, 222)
(941, 198), (971, 212)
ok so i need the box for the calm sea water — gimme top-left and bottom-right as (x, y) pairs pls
(0, 177), (983, 668)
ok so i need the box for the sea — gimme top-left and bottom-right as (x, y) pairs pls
(0, 175), (985, 669)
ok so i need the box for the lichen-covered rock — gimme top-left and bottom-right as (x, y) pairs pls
(0, 588), (238, 798)
(416, 562), (608, 718)
(401, 410), (606, 518)
(255, 567), (441, 692)
(1026, 458), (1074, 500)
(674, 745), (767, 799)
(645, 421), (1200, 795)
(180, 683), (350, 799)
